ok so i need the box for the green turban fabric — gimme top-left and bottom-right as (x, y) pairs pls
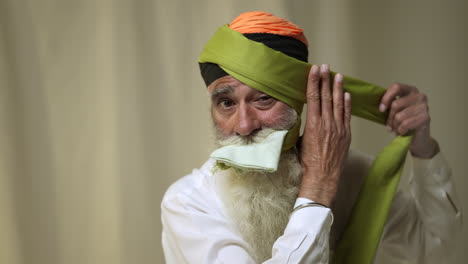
(199, 24), (413, 264)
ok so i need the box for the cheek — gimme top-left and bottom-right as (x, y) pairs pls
(211, 107), (235, 134)
(258, 102), (292, 127)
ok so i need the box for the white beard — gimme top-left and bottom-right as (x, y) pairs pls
(217, 149), (302, 262)
(212, 106), (300, 262)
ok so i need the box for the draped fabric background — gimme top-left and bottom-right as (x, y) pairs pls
(0, 0), (466, 263)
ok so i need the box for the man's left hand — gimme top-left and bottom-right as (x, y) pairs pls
(379, 83), (439, 159)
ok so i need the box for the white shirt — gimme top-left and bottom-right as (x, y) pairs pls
(161, 150), (462, 263)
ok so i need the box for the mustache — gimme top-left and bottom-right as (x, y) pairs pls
(214, 107), (298, 147)
(216, 128), (277, 147)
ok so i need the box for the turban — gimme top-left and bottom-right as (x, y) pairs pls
(199, 11), (413, 264)
(200, 11), (309, 88)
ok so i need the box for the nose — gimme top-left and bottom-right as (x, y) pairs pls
(234, 102), (260, 136)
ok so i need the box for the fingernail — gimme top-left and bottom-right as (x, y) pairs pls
(386, 125), (392, 132)
(379, 103), (386, 112)
(345, 92), (351, 100)
(336, 73), (343, 83)
(321, 64), (329, 73)
(312, 64), (319, 74)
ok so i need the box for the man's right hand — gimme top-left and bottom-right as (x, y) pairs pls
(299, 64), (352, 208)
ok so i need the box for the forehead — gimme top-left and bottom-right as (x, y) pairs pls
(208, 75), (259, 95)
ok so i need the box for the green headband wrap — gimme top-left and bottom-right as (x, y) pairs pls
(199, 24), (414, 263)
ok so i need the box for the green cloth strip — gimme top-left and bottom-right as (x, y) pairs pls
(199, 24), (413, 263)
(332, 136), (412, 264)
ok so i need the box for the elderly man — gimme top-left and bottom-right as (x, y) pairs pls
(161, 11), (461, 263)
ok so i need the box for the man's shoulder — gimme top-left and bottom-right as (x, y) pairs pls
(162, 159), (217, 205)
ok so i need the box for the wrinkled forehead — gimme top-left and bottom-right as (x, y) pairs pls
(207, 75), (243, 94)
(208, 75), (269, 104)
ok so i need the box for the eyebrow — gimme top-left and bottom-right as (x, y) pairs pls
(210, 86), (234, 100)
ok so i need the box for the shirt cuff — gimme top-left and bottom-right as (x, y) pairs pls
(270, 197), (333, 263)
(288, 197), (334, 233)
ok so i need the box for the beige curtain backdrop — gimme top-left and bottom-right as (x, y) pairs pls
(0, 0), (466, 263)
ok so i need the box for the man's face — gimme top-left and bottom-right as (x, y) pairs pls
(209, 75), (295, 140)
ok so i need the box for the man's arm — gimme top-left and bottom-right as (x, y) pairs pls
(372, 82), (463, 262)
(374, 151), (462, 263)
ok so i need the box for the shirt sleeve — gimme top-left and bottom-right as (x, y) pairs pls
(374, 152), (463, 263)
(161, 193), (333, 264)
(267, 198), (333, 264)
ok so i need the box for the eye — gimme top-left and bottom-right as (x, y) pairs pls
(258, 95), (272, 101)
(255, 94), (275, 108)
(218, 98), (235, 109)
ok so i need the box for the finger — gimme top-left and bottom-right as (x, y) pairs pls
(380, 83), (416, 113)
(396, 112), (430, 135)
(344, 92), (351, 132)
(333, 73), (344, 126)
(387, 93), (426, 131)
(392, 103), (427, 133)
(320, 64), (333, 123)
(306, 64), (321, 122)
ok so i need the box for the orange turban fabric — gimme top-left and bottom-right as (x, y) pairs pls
(229, 11), (309, 47)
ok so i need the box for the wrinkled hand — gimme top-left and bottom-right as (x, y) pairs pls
(379, 83), (439, 158)
(299, 64), (352, 207)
